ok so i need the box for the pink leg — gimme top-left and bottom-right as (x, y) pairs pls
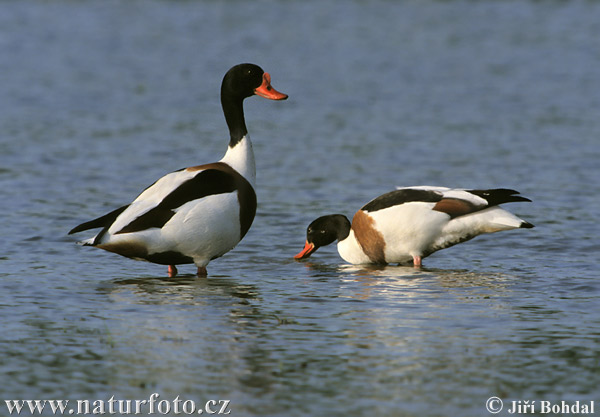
(412, 255), (422, 268)
(168, 265), (178, 277)
(197, 266), (207, 277)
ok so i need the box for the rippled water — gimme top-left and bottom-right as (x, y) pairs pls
(2, 1), (599, 416)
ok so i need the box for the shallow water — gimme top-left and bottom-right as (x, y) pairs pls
(2, 1), (600, 416)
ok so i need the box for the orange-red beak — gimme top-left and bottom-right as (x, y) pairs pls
(294, 241), (316, 260)
(254, 73), (288, 100)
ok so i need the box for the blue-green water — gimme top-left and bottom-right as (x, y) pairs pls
(1, 1), (599, 416)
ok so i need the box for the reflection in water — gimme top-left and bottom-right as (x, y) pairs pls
(101, 275), (260, 305)
(296, 260), (515, 302)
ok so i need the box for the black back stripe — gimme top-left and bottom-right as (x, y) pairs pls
(116, 168), (239, 234)
(114, 163), (257, 237)
(361, 189), (442, 212)
(361, 188), (531, 214)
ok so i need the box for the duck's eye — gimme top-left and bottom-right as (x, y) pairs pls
(320, 230), (326, 234)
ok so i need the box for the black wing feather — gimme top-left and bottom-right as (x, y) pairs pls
(467, 189), (531, 206)
(68, 205), (129, 235)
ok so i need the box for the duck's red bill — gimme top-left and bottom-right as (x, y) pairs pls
(294, 241), (315, 259)
(255, 73), (288, 100)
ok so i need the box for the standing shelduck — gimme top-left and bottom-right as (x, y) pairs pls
(294, 186), (534, 266)
(69, 63), (287, 277)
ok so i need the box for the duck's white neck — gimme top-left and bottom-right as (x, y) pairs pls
(220, 134), (256, 185)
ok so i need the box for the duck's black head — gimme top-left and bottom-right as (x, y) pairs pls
(294, 214), (351, 260)
(221, 63), (287, 145)
(221, 63), (288, 102)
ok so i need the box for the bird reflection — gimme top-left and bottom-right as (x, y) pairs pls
(296, 260), (515, 301)
(97, 274), (260, 307)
